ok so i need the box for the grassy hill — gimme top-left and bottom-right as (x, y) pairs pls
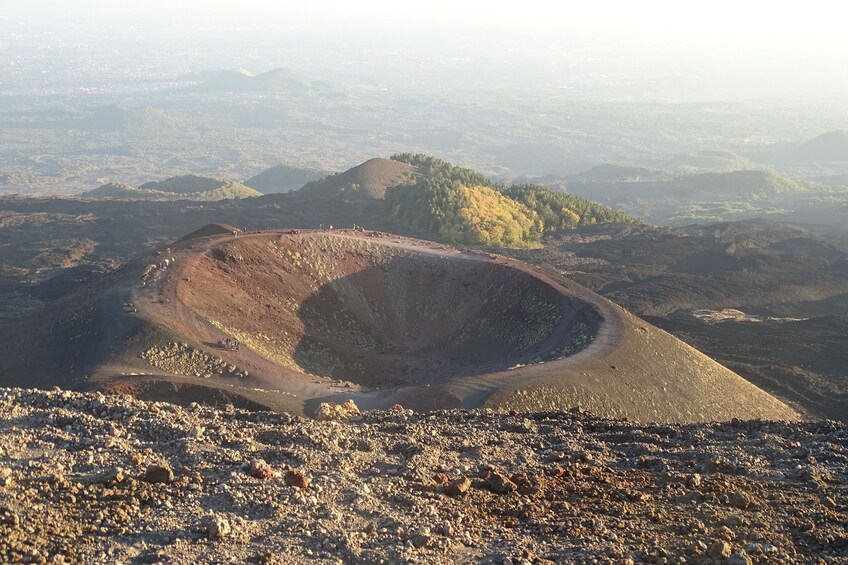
(244, 165), (327, 194)
(84, 175), (260, 201)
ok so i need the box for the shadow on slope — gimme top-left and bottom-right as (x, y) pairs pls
(289, 255), (601, 387)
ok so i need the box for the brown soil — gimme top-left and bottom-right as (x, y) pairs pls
(0, 388), (844, 564)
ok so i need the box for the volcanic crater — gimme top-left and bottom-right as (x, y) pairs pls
(0, 226), (801, 420)
(179, 232), (602, 387)
(122, 228), (796, 420)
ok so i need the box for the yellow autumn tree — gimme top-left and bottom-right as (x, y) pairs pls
(440, 184), (542, 248)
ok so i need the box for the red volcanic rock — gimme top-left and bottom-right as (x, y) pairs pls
(284, 469), (310, 489)
(245, 459), (276, 480)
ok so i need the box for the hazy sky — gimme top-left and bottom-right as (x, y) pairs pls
(3, 0), (847, 105)
(4, 0), (846, 39)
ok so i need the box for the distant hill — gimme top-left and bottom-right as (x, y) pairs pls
(563, 169), (804, 225)
(83, 175), (260, 201)
(664, 150), (762, 173)
(83, 182), (139, 198)
(573, 163), (665, 182)
(289, 154), (636, 248)
(196, 67), (255, 85)
(244, 165), (327, 194)
(663, 170), (801, 197)
(192, 67), (345, 97)
(138, 175), (261, 199)
(299, 158), (415, 200)
(75, 104), (182, 132)
(572, 169), (800, 199)
(385, 154), (639, 248)
(791, 130), (848, 162)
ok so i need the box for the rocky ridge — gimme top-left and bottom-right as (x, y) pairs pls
(0, 388), (845, 564)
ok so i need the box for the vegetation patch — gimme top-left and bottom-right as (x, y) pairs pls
(386, 154), (638, 248)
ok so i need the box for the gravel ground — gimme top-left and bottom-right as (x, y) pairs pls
(0, 387), (845, 564)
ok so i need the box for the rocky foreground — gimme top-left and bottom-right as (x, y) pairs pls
(0, 388), (845, 564)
